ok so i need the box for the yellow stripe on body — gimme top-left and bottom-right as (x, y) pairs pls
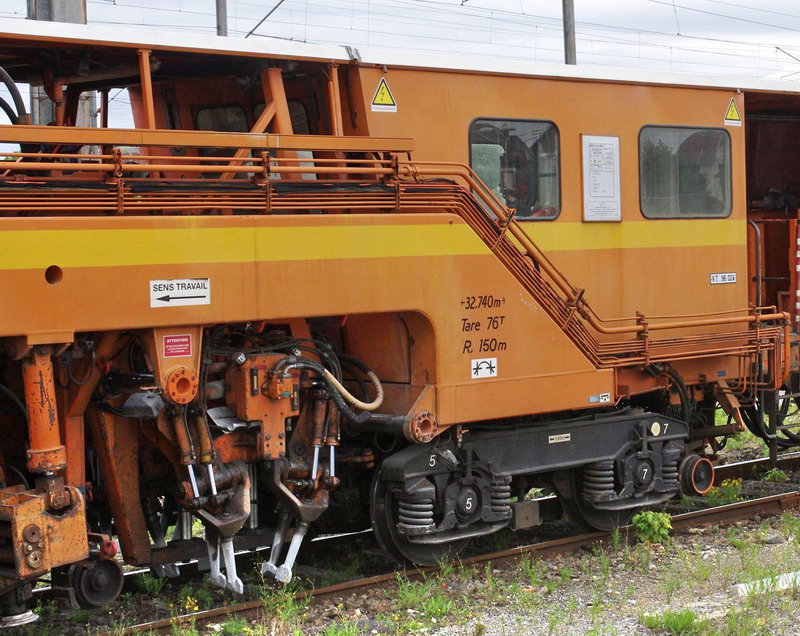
(0, 223), (490, 270)
(521, 219), (745, 251)
(0, 217), (744, 271)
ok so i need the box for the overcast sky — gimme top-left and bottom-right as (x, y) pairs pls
(51, 1), (800, 79)
(2, 0), (800, 79)
(1, 0), (800, 127)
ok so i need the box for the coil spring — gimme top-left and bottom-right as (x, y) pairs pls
(397, 498), (434, 531)
(662, 459), (679, 488)
(582, 460), (615, 498)
(490, 477), (512, 516)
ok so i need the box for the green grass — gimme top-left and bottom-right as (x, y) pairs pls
(395, 574), (453, 623)
(639, 608), (709, 634)
(763, 467), (787, 483)
(632, 511), (672, 543)
(323, 621), (360, 636)
(133, 572), (167, 596)
(220, 616), (248, 635)
(705, 479), (743, 507)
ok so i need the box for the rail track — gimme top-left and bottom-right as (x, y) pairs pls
(112, 453), (800, 635)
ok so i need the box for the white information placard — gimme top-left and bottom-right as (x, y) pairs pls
(582, 135), (621, 222)
(150, 278), (211, 308)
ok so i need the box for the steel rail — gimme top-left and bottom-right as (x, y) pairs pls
(115, 454), (800, 635)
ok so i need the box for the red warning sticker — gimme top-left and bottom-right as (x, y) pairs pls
(163, 334), (192, 358)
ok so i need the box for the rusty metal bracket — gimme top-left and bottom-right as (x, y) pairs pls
(491, 207), (516, 249)
(561, 288), (585, 329)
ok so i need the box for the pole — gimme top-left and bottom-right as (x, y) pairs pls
(27, 0), (92, 126)
(562, 0), (576, 65)
(216, 0), (228, 37)
(27, 0), (86, 22)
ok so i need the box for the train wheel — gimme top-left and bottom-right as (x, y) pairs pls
(742, 387), (800, 449)
(777, 388), (800, 443)
(71, 560), (124, 609)
(369, 475), (469, 567)
(553, 469), (637, 532)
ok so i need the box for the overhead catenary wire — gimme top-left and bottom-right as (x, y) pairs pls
(83, 0), (800, 55)
(4, 0), (798, 80)
(244, 0), (288, 38)
(646, 0), (800, 34)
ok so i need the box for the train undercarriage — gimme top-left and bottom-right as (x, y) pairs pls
(0, 24), (793, 626)
(0, 313), (786, 626)
(0, 130), (787, 623)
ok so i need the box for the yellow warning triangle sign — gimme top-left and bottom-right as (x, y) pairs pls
(371, 78), (397, 112)
(724, 98), (741, 126)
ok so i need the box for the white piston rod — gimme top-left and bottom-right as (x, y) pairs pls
(206, 531), (243, 594)
(261, 509), (290, 577)
(275, 521), (309, 584)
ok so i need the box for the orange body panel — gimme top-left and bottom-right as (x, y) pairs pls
(0, 23), (791, 600)
(0, 212), (607, 421)
(359, 67), (748, 325)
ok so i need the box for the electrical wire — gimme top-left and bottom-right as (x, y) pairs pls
(0, 382), (27, 423)
(646, 0), (800, 34)
(67, 347), (97, 387)
(3, 0), (782, 80)
(10, 0), (800, 81)
(1, 463), (29, 489)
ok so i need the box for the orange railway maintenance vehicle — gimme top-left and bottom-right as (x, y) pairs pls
(0, 17), (796, 625)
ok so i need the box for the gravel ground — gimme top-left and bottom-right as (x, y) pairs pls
(7, 432), (798, 635)
(305, 513), (800, 636)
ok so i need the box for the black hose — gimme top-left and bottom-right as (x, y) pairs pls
(0, 96), (18, 124)
(662, 365), (691, 424)
(338, 354), (371, 376)
(0, 65), (26, 119)
(0, 383), (27, 423)
(67, 348), (96, 387)
(275, 357), (371, 424)
(0, 463), (29, 490)
(339, 359), (369, 394)
(741, 402), (799, 449)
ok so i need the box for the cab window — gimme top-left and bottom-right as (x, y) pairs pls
(640, 126), (731, 218)
(196, 105), (248, 133)
(254, 101), (311, 134)
(469, 119), (560, 220)
(195, 106), (248, 158)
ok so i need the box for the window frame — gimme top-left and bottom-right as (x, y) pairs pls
(468, 117), (562, 222)
(638, 124), (733, 220)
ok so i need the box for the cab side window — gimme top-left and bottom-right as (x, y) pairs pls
(640, 126), (731, 218)
(195, 106), (248, 158)
(469, 119), (560, 220)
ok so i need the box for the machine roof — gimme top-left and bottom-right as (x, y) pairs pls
(0, 17), (799, 96)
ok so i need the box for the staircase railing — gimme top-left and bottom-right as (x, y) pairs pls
(398, 161), (788, 382)
(0, 123), (786, 384)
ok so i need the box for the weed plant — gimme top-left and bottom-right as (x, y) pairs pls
(133, 572), (166, 596)
(631, 510), (672, 543)
(705, 478), (743, 507)
(763, 467), (788, 483)
(639, 608), (709, 634)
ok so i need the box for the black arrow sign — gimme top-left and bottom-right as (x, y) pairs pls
(156, 294), (207, 303)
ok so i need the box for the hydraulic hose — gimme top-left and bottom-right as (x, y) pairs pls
(274, 357), (381, 424)
(0, 96), (18, 124)
(323, 368), (383, 411)
(0, 65), (26, 120)
(0, 383), (27, 423)
(0, 463), (29, 490)
(662, 365), (691, 424)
